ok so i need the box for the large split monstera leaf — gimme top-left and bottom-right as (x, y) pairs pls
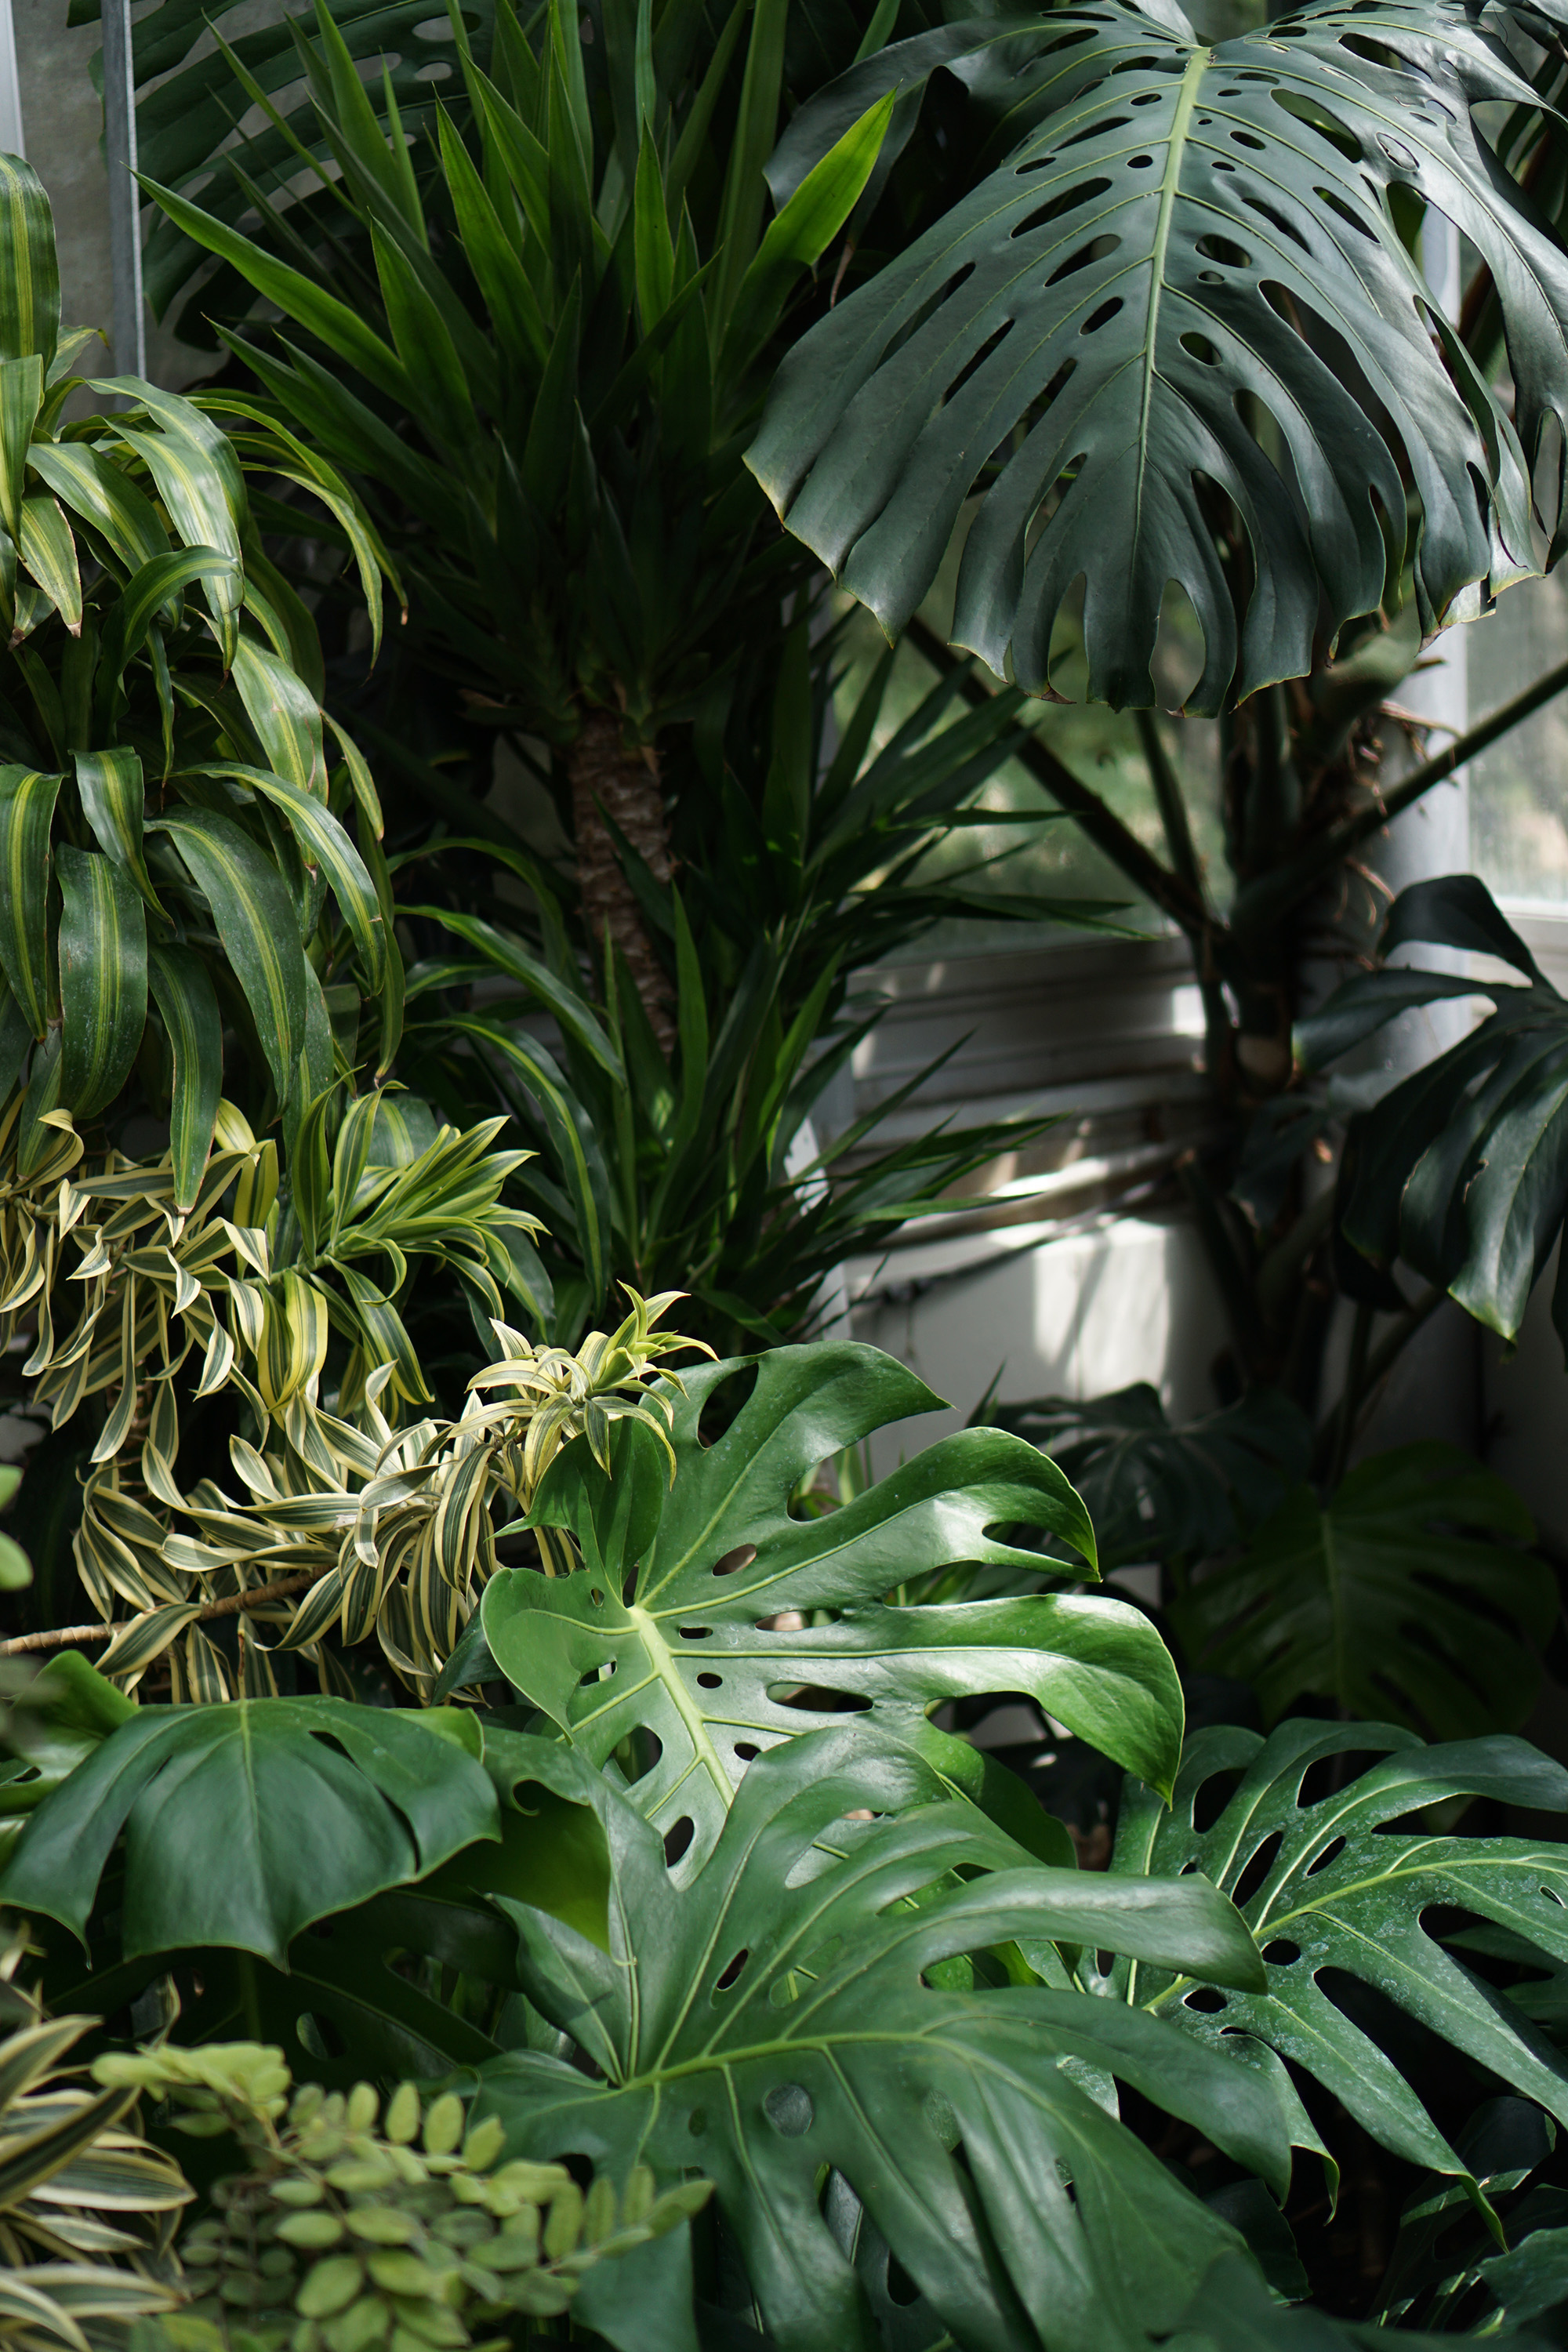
(478, 1341), (1182, 1871)
(749, 0), (1568, 710)
(1296, 877), (1568, 1351)
(1091, 1719), (1568, 2193)
(474, 1724), (1283, 2352)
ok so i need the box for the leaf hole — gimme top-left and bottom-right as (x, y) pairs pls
(1306, 1835), (1347, 1875)
(1197, 269), (1224, 285)
(1181, 331), (1221, 364)
(1230, 129), (1266, 151)
(679, 1625), (713, 1639)
(711, 1544), (757, 1579)
(886, 2253), (921, 2307)
(1211, 158), (1236, 174)
(1061, 114), (1129, 151)
(764, 2083), (814, 2138)
(1047, 234), (1120, 286)
(1080, 299), (1123, 336)
(1232, 1830), (1283, 1907)
(1126, 154), (1153, 169)
(734, 1740), (760, 1762)
(588, 1588), (604, 1607)
(663, 1817), (694, 1867)
(296, 2012), (347, 2061)
(1132, 90), (1164, 105)
(687, 2107), (706, 2136)
(713, 1948), (749, 1993)
(1242, 193), (1312, 253)
(1196, 235), (1250, 268)
(696, 1671), (723, 1690)
(1261, 1939), (1301, 1965)
(1185, 1987), (1229, 2014)
(1011, 176), (1111, 238)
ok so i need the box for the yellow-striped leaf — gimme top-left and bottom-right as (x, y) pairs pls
(25, 443), (169, 572)
(74, 746), (162, 914)
(0, 155), (58, 372)
(95, 547), (239, 730)
(57, 845), (147, 1119)
(18, 492), (80, 633)
(148, 946), (223, 1212)
(89, 379), (247, 662)
(256, 1269), (330, 1412)
(0, 351), (40, 539)
(228, 637), (328, 799)
(335, 1259), (430, 1404)
(152, 807), (306, 1104)
(0, 764), (62, 1036)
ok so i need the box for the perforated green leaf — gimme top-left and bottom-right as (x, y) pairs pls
(481, 1342), (1183, 1873)
(750, 0), (1568, 709)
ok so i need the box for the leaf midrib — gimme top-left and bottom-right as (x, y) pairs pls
(1132, 48), (1210, 561)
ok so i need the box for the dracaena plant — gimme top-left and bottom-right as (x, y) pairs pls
(0, 159), (400, 1192)
(138, 0), (904, 1053)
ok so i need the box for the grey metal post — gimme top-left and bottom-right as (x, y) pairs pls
(101, 0), (145, 379)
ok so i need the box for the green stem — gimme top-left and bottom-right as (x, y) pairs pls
(1325, 1300), (1373, 1492)
(905, 618), (1204, 933)
(1233, 655), (1568, 939)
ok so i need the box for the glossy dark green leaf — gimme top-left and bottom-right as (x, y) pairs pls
(1296, 877), (1568, 1345)
(147, 945), (223, 1210)
(1093, 1719), (1568, 2194)
(749, 0), (1568, 709)
(0, 1697), (499, 1966)
(484, 1341), (1184, 1874)
(153, 805), (307, 1102)
(476, 1726), (1279, 2352)
(56, 844), (148, 1119)
(0, 764), (61, 1038)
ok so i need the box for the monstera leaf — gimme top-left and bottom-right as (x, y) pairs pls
(1296, 877), (1568, 1350)
(474, 1723), (1285, 2352)
(477, 1341), (1183, 1871)
(995, 1383), (1312, 1567)
(34, 1724), (603, 2089)
(0, 1694), (499, 1964)
(1173, 1442), (1551, 1737)
(748, 0), (1568, 710)
(1091, 1719), (1568, 2194)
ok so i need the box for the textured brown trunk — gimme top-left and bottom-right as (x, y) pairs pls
(569, 711), (676, 1056)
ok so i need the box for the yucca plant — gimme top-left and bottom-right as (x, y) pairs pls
(140, 0), (901, 1047)
(0, 1916), (191, 2347)
(0, 156), (398, 1196)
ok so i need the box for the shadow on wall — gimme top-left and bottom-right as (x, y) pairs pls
(851, 1209), (1232, 1475)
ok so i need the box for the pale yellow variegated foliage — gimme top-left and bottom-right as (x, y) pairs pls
(0, 1092), (699, 1702)
(0, 1920), (192, 2350)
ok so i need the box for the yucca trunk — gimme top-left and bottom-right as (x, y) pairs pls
(570, 712), (676, 1055)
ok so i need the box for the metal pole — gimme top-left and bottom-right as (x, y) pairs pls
(0, 0), (24, 160)
(101, 0), (146, 380)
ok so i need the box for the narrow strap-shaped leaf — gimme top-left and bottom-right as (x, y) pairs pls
(0, 352), (40, 540)
(56, 845), (147, 1119)
(148, 946), (223, 1212)
(75, 746), (162, 917)
(450, 1014), (609, 1309)
(18, 493), (81, 635)
(335, 1259), (430, 1403)
(25, 442), (168, 572)
(138, 177), (415, 408)
(151, 806), (306, 1105)
(0, 156), (59, 372)
(91, 394), (246, 665)
(227, 637), (328, 798)
(93, 549), (238, 735)
(417, 907), (620, 1080)
(712, 0), (789, 332)
(0, 764), (62, 1036)
(186, 760), (385, 989)
(720, 91), (895, 384)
